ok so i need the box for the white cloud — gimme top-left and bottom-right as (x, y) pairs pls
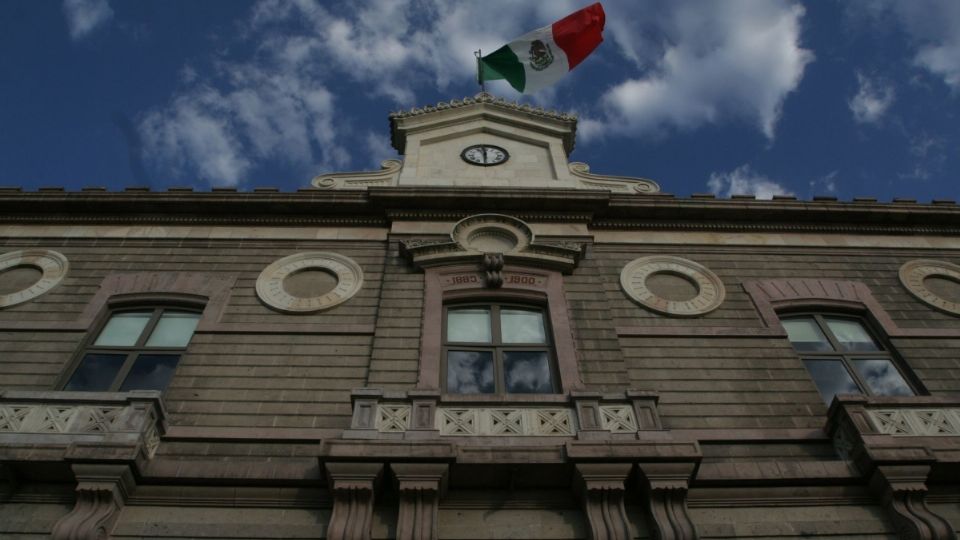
(139, 67), (345, 187)
(849, 72), (895, 124)
(63, 0), (113, 40)
(809, 170), (838, 195)
(851, 0), (960, 91)
(137, 0), (584, 186)
(139, 1), (816, 185)
(708, 165), (794, 199)
(589, 1), (813, 141)
(364, 132), (397, 168)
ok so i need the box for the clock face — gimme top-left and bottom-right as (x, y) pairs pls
(461, 144), (509, 166)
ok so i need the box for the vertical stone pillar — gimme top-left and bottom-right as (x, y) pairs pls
(870, 464), (957, 540)
(575, 463), (633, 540)
(325, 462), (384, 540)
(393, 463), (448, 540)
(636, 462), (699, 540)
(405, 390), (440, 439)
(51, 463), (134, 540)
(572, 392), (609, 440)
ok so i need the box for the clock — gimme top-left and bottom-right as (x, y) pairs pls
(461, 144), (509, 166)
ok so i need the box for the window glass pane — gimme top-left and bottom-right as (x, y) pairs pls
(852, 359), (914, 397)
(94, 312), (151, 347)
(802, 359), (862, 405)
(500, 309), (547, 344)
(503, 351), (553, 393)
(446, 308), (491, 343)
(64, 354), (126, 391)
(145, 312), (200, 347)
(825, 318), (881, 352)
(446, 350), (494, 394)
(783, 318), (833, 352)
(119, 354), (180, 392)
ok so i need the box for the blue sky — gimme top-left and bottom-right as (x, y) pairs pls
(1, 0), (958, 201)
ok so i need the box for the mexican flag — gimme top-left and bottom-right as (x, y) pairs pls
(479, 3), (605, 94)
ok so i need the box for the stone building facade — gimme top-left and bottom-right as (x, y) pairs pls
(1, 93), (959, 539)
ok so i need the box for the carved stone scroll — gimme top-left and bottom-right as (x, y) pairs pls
(51, 463), (134, 540)
(325, 462), (383, 540)
(636, 462), (699, 540)
(393, 463), (448, 540)
(575, 463), (633, 540)
(870, 465), (957, 540)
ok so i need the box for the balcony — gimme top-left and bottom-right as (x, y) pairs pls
(0, 390), (165, 463)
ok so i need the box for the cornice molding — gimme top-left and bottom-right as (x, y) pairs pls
(2, 189), (958, 231)
(592, 220), (960, 235)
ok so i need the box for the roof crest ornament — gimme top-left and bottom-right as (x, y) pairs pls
(568, 162), (660, 194)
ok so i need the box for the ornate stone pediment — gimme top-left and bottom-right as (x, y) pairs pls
(400, 214), (582, 275)
(310, 93), (661, 193)
(311, 159), (402, 190)
(568, 162), (660, 194)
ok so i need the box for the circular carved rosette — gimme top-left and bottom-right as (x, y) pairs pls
(899, 259), (960, 316)
(256, 252), (363, 313)
(620, 255), (725, 317)
(0, 249), (70, 308)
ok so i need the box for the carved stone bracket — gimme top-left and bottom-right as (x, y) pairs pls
(51, 463), (134, 540)
(870, 465), (957, 540)
(636, 462), (699, 540)
(393, 463), (448, 540)
(481, 252), (504, 288)
(325, 462), (384, 540)
(575, 463), (633, 540)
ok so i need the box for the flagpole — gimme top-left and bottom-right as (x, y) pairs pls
(475, 49), (485, 93)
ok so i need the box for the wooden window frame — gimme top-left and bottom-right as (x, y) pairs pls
(57, 300), (203, 392)
(419, 265), (583, 394)
(442, 302), (559, 395)
(784, 312), (921, 399)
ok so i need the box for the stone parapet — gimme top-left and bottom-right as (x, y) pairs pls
(0, 390), (165, 463)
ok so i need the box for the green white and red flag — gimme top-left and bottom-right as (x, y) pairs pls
(479, 3), (605, 94)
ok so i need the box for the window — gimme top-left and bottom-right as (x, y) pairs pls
(783, 314), (915, 404)
(64, 308), (200, 392)
(443, 304), (557, 394)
